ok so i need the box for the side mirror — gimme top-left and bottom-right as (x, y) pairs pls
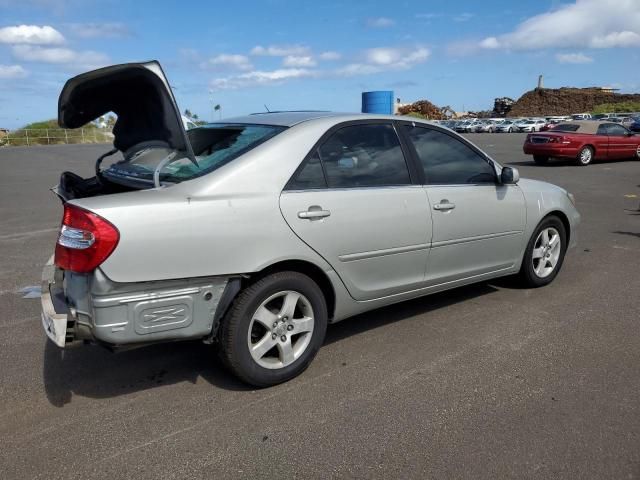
(501, 166), (519, 184)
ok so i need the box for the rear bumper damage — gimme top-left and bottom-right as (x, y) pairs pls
(41, 256), (231, 349)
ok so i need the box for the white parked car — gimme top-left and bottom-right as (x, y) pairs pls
(518, 119), (546, 132)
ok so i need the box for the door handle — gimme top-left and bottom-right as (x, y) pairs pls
(298, 208), (331, 220)
(433, 201), (456, 211)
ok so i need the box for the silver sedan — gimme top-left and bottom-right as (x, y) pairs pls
(42, 61), (581, 386)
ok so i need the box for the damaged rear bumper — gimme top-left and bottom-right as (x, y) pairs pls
(41, 258), (70, 347)
(41, 256), (231, 348)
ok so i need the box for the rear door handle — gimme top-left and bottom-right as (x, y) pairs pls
(433, 201), (456, 211)
(298, 208), (331, 220)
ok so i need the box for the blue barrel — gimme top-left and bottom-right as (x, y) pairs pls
(361, 91), (394, 114)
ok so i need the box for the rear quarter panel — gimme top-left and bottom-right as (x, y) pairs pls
(69, 121), (344, 283)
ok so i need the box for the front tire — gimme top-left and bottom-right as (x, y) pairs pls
(576, 146), (594, 166)
(219, 271), (328, 387)
(533, 155), (549, 165)
(519, 216), (567, 288)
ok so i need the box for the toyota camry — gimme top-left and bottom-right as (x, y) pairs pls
(42, 61), (581, 386)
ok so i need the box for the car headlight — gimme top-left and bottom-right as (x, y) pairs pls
(566, 192), (576, 206)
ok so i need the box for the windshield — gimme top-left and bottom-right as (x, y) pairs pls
(103, 123), (286, 184)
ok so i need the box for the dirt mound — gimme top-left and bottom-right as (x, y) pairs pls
(397, 100), (445, 119)
(510, 87), (640, 116)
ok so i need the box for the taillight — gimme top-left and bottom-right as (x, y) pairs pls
(54, 204), (119, 273)
(548, 136), (571, 144)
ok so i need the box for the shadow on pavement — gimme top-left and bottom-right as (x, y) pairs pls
(43, 282), (499, 406)
(612, 230), (640, 238)
(325, 283), (498, 346)
(506, 160), (574, 167)
(43, 340), (251, 407)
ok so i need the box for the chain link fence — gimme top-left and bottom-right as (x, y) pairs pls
(0, 128), (113, 147)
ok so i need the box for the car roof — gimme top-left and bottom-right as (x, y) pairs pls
(218, 111), (405, 127)
(556, 121), (600, 134)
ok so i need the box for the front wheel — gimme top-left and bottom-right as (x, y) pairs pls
(219, 271), (328, 387)
(519, 216), (567, 287)
(576, 146), (594, 166)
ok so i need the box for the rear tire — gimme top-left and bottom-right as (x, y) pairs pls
(576, 146), (594, 166)
(533, 155), (549, 165)
(219, 271), (327, 387)
(519, 216), (567, 288)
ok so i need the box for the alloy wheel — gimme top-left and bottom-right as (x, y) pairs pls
(579, 147), (593, 165)
(532, 227), (561, 278)
(247, 290), (314, 369)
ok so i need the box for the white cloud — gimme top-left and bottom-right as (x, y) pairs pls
(282, 55), (316, 67)
(69, 22), (131, 39)
(555, 52), (594, 64)
(478, 0), (640, 50)
(337, 47), (430, 76)
(202, 53), (252, 71)
(211, 68), (315, 90)
(415, 13), (442, 20)
(0, 25), (64, 45)
(366, 17), (396, 28)
(12, 45), (108, 68)
(453, 13), (474, 22)
(319, 51), (341, 61)
(0, 64), (27, 79)
(211, 46), (430, 89)
(250, 44), (310, 56)
(366, 46), (430, 67)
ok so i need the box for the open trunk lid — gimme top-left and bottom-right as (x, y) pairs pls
(58, 60), (196, 162)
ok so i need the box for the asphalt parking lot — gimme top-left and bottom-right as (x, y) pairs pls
(1, 134), (639, 479)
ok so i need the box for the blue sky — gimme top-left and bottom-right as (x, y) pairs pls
(0, 0), (639, 128)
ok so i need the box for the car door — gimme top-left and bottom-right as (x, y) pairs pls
(594, 123), (611, 159)
(604, 123), (637, 159)
(399, 123), (526, 285)
(280, 122), (432, 301)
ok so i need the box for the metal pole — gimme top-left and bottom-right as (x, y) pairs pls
(46, 129), (49, 145)
(81, 128), (85, 143)
(64, 130), (68, 144)
(26, 129), (29, 146)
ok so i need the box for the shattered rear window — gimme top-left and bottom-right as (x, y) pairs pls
(103, 123), (286, 184)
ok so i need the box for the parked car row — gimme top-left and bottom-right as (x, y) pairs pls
(431, 114), (640, 135)
(431, 118), (552, 133)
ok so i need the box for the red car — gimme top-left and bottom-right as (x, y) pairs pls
(523, 121), (640, 166)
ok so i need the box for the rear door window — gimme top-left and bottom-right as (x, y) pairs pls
(403, 126), (496, 185)
(322, 124), (413, 188)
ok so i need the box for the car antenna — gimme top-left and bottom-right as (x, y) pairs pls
(264, 104), (271, 113)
